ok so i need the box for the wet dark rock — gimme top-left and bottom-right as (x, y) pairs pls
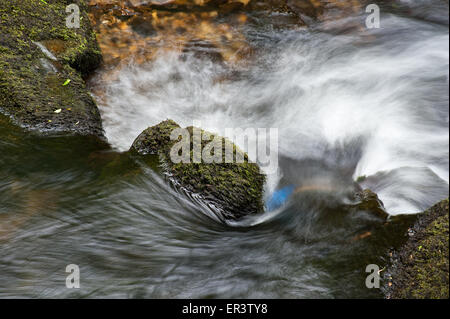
(384, 198), (449, 299)
(353, 188), (388, 219)
(130, 119), (266, 221)
(0, 0), (104, 138)
(124, 0), (245, 12)
(286, 0), (323, 23)
(129, 16), (157, 37)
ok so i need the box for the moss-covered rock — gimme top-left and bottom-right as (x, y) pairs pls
(130, 119), (266, 221)
(0, 0), (104, 137)
(385, 198), (449, 299)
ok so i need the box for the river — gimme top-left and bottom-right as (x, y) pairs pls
(0, 0), (448, 298)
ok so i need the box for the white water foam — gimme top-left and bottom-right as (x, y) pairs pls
(92, 14), (449, 215)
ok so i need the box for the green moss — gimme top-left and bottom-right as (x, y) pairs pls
(399, 211), (449, 299)
(130, 120), (266, 220)
(356, 175), (367, 183)
(0, 0), (101, 75)
(353, 189), (388, 219)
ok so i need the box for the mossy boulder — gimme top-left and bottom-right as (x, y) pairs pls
(130, 119), (266, 221)
(385, 198), (449, 299)
(0, 0), (104, 137)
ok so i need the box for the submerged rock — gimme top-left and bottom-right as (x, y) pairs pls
(181, 39), (225, 64)
(385, 198), (449, 299)
(130, 120), (266, 221)
(0, 0), (104, 138)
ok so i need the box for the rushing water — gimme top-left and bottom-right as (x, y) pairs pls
(0, 0), (448, 298)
